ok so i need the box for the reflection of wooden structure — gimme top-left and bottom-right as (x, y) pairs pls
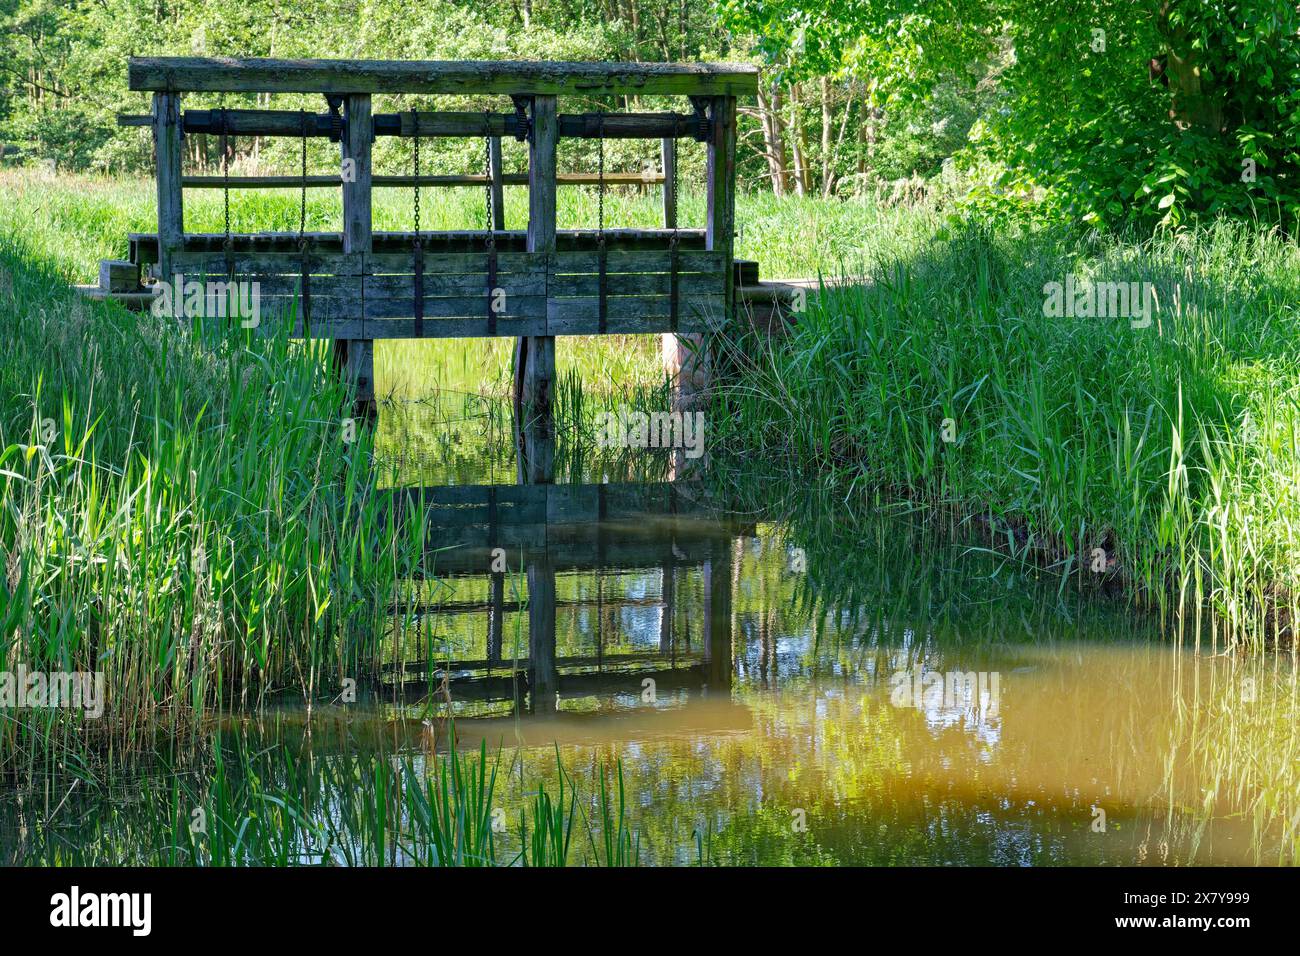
(377, 482), (748, 714)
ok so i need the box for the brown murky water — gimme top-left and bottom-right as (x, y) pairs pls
(303, 481), (1298, 865)
(4, 478), (1296, 865)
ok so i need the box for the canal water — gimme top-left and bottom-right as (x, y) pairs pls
(2, 386), (1296, 867)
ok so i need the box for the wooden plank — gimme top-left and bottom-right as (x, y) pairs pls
(179, 172), (661, 188)
(549, 271), (722, 297)
(168, 250), (549, 276)
(262, 315), (547, 339)
(662, 137), (677, 229)
(128, 57), (760, 97)
(560, 112), (708, 139)
(132, 229), (704, 262)
(547, 294), (725, 328)
(247, 272), (546, 298)
(183, 109), (337, 137)
(339, 93), (374, 411)
(552, 249), (724, 274)
(400, 110), (706, 139)
(167, 248), (691, 274)
(99, 259), (140, 292)
(153, 93), (184, 280)
(238, 294), (546, 321)
(401, 111), (519, 138)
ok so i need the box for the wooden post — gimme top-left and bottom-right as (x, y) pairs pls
(488, 135), (505, 231)
(660, 136), (676, 229)
(488, 570), (504, 662)
(702, 538), (733, 692)
(527, 556), (557, 713)
(518, 95), (557, 483)
(153, 92), (184, 282)
(659, 560), (674, 654)
(707, 96), (737, 314)
(338, 93), (375, 418)
(665, 95), (736, 411)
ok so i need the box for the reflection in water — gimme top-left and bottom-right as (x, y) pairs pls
(2, 476), (1296, 866)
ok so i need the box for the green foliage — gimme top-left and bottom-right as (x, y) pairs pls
(975, 1), (1300, 228)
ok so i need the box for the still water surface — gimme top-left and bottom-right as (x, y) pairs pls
(5, 467), (1294, 865)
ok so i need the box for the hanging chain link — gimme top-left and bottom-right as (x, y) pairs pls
(597, 112), (605, 240)
(412, 112), (421, 241)
(669, 135), (678, 243)
(221, 106), (232, 254)
(484, 112), (495, 246)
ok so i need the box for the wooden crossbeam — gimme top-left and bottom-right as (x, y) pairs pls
(179, 172), (663, 188)
(127, 57), (759, 97)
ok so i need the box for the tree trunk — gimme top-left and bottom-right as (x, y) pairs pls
(820, 76), (834, 198)
(757, 83), (789, 195)
(789, 83), (810, 197)
(1157, 1), (1223, 133)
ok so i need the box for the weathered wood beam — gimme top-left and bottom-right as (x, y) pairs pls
(178, 172), (662, 188)
(134, 229), (704, 266)
(174, 109), (710, 140)
(182, 108), (339, 138)
(337, 93), (375, 417)
(128, 57), (760, 97)
(661, 137), (677, 229)
(153, 92), (184, 280)
(519, 94), (557, 483)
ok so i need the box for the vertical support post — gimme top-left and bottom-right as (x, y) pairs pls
(659, 560), (675, 654)
(661, 136), (677, 229)
(665, 95), (736, 412)
(706, 96), (737, 315)
(153, 92), (184, 283)
(518, 95), (558, 483)
(527, 556), (557, 713)
(702, 538), (733, 692)
(488, 570), (504, 663)
(488, 135), (506, 231)
(338, 94), (375, 419)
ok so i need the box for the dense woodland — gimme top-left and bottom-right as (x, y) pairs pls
(2, 1), (1299, 228)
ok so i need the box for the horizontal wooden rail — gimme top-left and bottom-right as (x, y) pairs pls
(127, 57), (759, 97)
(129, 229), (706, 263)
(400, 110), (709, 140)
(126, 108), (711, 140)
(179, 172), (662, 188)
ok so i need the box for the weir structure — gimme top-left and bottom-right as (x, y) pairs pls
(123, 56), (759, 481)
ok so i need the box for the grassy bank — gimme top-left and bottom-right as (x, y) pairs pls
(0, 232), (423, 769)
(715, 219), (1300, 650)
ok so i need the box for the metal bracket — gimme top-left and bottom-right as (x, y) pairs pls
(510, 95), (532, 144)
(324, 94), (346, 143)
(688, 96), (712, 142)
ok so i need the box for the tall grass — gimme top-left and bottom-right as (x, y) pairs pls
(714, 219), (1300, 652)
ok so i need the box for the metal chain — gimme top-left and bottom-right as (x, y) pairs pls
(412, 113), (421, 240)
(483, 112), (494, 248)
(669, 135), (678, 242)
(597, 112), (605, 239)
(221, 107), (231, 252)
